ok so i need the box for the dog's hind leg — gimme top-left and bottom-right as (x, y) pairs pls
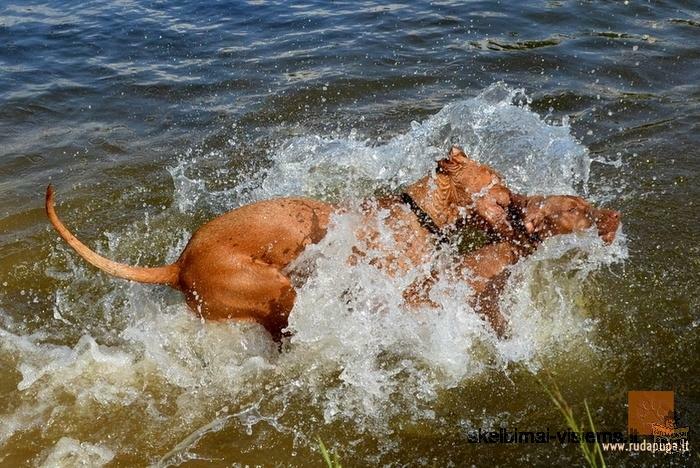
(178, 252), (297, 340)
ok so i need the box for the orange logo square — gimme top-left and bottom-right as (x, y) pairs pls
(628, 391), (674, 436)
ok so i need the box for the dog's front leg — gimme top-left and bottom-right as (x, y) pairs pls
(469, 271), (509, 337)
(402, 270), (440, 308)
(458, 242), (519, 337)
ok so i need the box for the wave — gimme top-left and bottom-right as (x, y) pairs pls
(0, 83), (626, 464)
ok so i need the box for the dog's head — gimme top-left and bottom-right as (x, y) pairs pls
(522, 195), (621, 244)
(436, 146), (505, 190)
(436, 146), (513, 234)
(437, 146), (473, 175)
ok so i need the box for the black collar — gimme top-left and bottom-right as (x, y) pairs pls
(401, 192), (451, 244)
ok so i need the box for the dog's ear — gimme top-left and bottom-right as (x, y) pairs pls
(593, 208), (621, 244)
(437, 145), (469, 174)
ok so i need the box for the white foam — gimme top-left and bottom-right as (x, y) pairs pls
(39, 437), (114, 468)
(238, 83), (590, 203)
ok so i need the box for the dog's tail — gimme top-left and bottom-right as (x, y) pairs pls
(45, 185), (180, 286)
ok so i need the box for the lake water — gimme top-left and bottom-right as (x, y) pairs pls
(0, 1), (698, 466)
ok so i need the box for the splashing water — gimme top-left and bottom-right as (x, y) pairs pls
(0, 84), (626, 464)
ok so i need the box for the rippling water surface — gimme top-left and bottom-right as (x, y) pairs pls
(1, 1), (698, 466)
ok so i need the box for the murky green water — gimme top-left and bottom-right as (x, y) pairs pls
(1, 1), (698, 466)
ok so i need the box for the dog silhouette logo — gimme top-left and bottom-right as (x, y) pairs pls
(628, 391), (688, 441)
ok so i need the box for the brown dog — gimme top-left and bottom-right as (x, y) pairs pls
(46, 146), (619, 338)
